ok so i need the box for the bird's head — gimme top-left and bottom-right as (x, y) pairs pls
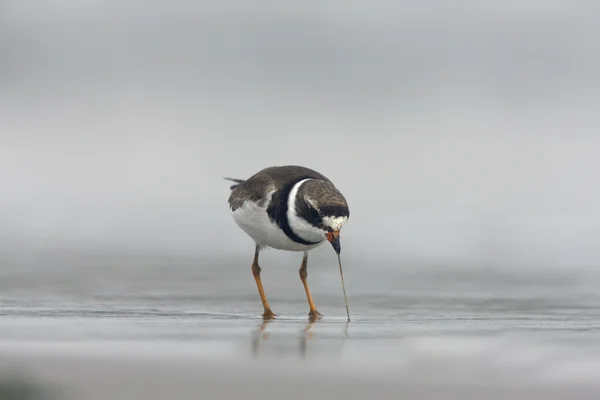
(292, 179), (349, 254)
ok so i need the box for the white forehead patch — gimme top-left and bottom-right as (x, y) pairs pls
(321, 215), (348, 231)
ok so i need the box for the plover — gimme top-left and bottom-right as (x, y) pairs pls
(226, 165), (350, 321)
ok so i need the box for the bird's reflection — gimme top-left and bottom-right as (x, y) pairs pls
(299, 319), (317, 357)
(251, 320), (273, 357)
(251, 318), (349, 359)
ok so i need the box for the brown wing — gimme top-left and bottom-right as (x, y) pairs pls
(227, 165), (330, 211)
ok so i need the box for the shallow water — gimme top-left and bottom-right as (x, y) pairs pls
(1, 251), (600, 399)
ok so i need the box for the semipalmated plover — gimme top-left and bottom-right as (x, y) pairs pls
(226, 165), (350, 321)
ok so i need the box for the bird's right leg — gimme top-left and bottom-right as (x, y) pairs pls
(299, 252), (322, 321)
(252, 245), (276, 320)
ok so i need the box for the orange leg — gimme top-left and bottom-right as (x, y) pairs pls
(252, 246), (276, 320)
(299, 252), (322, 321)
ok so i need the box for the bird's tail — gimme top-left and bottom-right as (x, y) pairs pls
(224, 177), (245, 190)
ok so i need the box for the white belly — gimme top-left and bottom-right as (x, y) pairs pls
(231, 199), (324, 252)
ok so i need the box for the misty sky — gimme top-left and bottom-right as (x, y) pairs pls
(1, 1), (599, 267)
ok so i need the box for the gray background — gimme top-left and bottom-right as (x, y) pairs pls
(2, 0), (599, 268)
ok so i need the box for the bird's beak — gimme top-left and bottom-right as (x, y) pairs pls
(326, 230), (341, 254)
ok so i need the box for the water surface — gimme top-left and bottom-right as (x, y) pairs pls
(1, 252), (600, 399)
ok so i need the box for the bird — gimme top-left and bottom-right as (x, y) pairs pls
(226, 165), (350, 321)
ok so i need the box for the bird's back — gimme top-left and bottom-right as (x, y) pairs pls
(228, 165), (330, 211)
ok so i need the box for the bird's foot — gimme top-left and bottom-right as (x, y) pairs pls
(308, 310), (323, 322)
(262, 309), (277, 321)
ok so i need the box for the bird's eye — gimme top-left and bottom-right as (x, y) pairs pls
(308, 205), (320, 220)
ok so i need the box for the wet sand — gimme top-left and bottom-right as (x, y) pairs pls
(1, 253), (600, 398)
(1, 312), (600, 399)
